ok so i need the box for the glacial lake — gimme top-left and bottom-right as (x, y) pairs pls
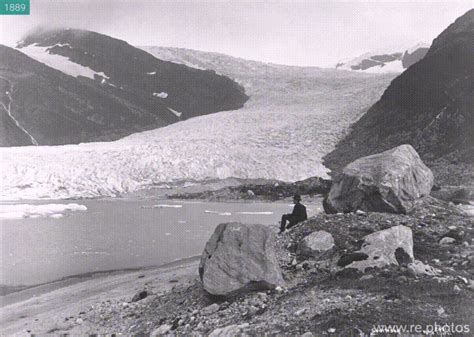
(0, 198), (323, 287)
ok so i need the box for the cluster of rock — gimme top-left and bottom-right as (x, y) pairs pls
(198, 145), (442, 298)
(73, 144), (470, 335)
(117, 144), (471, 336)
(233, 177), (332, 200)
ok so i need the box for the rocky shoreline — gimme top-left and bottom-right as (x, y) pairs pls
(3, 194), (470, 336)
(0, 259), (201, 335)
(2, 145), (473, 336)
(3, 159), (472, 336)
(160, 174), (472, 209)
(165, 177), (332, 202)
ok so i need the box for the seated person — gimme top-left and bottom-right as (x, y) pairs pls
(279, 194), (307, 233)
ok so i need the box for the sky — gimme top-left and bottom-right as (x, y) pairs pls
(1, 0), (473, 67)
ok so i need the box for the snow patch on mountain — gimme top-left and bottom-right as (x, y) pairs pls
(167, 107), (182, 118)
(17, 44), (109, 80)
(154, 92), (168, 98)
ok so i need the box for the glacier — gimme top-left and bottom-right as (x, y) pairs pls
(0, 48), (396, 200)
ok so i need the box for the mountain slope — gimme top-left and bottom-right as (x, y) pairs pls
(0, 45), (178, 146)
(1, 29), (248, 146)
(324, 9), (474, 184)
(17, 29), (248, 117)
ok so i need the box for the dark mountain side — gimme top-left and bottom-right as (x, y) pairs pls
(401, 47), (429, 68)
(1, 28), (248, 146)
(0, 75), (34, 146)
(0, 109), (33, 146)
(18, 29), (248, 118)
(324, 9), (474, 185)
(0, 45), (176, 146)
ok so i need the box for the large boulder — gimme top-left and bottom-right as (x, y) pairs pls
(297, 230), (335, 258)
(199, 223), (284, 297)
(337, 225), (414, 272)
(324, 145), (434, 214)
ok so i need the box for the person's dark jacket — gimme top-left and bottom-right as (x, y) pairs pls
(291, 202), (307, 222)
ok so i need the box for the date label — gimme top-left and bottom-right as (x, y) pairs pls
(1, 0), (30, 15)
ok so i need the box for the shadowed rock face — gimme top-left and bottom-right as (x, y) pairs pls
(325, 9), (474, 184)
(0, 45), (175, 146)
(324, 145), (433, 214)
(402, 48), (429, 68)
(199, 223), (284, 297)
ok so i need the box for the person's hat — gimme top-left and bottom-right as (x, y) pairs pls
(293, 194), (301, 201)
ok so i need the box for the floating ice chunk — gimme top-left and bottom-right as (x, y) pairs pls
(0, 203), (87, 220)
(73, 251), (110, 256)
(0, 212), (25, 220)
(154, 204), (182, 208)
(147, 71), (157, 75)
(142, 204), (183, 209)
(204, 210), (232, 216)
(153, 92), (168, 98)
(236, 211), (273, 215)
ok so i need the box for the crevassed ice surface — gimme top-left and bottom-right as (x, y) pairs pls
(1, 48), (396, 200)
